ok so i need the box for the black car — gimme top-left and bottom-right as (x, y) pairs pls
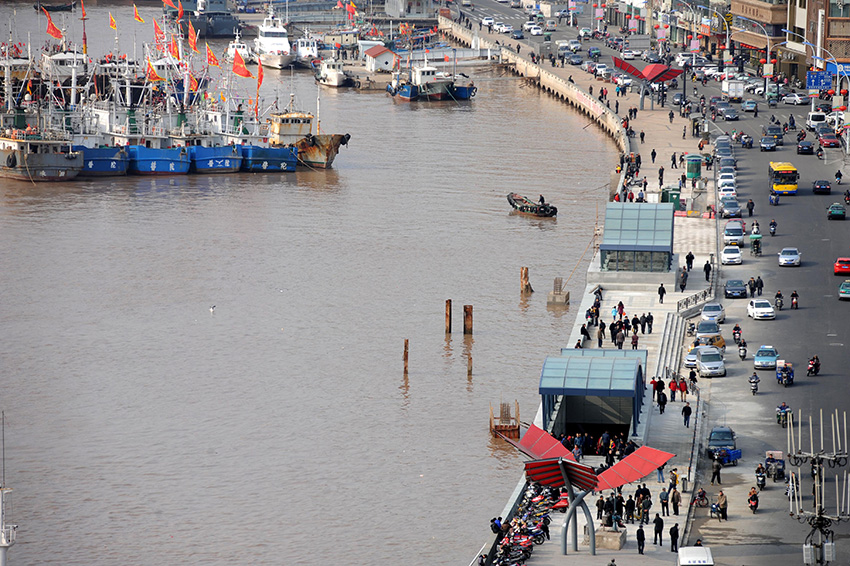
(706, 426), (737, 459)
(511, 29), (525, 39)
(813, 180), (832, 194)
(568, 54), (583, 65)
(724, 279), (748, 298)
(797, 140), (815, 154)
(816, 103), (832, 113)
(645, 52), (662, 64)
(722, 108), (739, 121)
(759, 137), (777, 151)
(762, 124), (785, 145)
(719, 157), (737, 170)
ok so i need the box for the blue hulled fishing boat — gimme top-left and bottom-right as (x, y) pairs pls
(240, 145), (297, 172)
(187, 144), (243, 173)
(72, 145), (129, 176)
(127, 145), (190, 175)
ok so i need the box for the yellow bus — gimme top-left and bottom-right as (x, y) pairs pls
(768, 162), (799, 195)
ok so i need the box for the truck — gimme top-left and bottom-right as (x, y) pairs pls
(722, 79), (745, 102)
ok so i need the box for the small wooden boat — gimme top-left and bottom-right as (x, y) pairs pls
(34, 1), (76, 12)
(507, 193), (557, 217)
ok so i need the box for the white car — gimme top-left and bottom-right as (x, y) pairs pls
(782, 93), (808, 105)
(523, 20), (537, 31)
(529, 25), (543, 36)
(701, 303), (726, 323)
(579, 27), (592, 38)
(493, 22), (508, 33)
(697, 347), (726, 377)
(615, 74), (633, 87)
(622, 49), (636, 60)
(594, 63), (608, 75)
(747, 299), (776, 320)
(482, 17), (495, 26)
(685, 345), (717, 368)
(717, 186), (738, 199)
(500, 24), (514, 34)
(778, 247), (802, 266)
(720, 246), (743, 265)
(568, 39), (582, 52)
(717, 172), (736, 185)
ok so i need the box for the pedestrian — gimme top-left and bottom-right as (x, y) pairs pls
(651, 148), (657, 163)
(597, 326), (604, 348)
(679, 379), (687, 402)
(641, 494), (653, 524)
(658, 390), (668, 414)
(615, 100), (619, 114)
(671, 152), (677, 168)
(631, 333), (639, 349)
(685, 251), (694, 271)
(683, 125), (686, 139)
(756, 276), (764, 296)
(688, 368), (697, 389)
(640, 130), (645, 143)
(668, 110), (674, 123)
(636, 524), (646, 554)
(748, 277), (756, 297)
(679, 269), (688, 292)
(616, 329), (625, 349)
(747, 199), (755, 217)
(658, 166), (664, 186)
(653, 513), (664, 545)
(668, 468), (678, 493)
(717, 491), (728, 520)
(650, 376), (658, 401)
(710, 458), (722, 485)
(703, 260), (712, 282)
(581, 324), (591, 344)
(600, 320), (607, 339)
(669, 378), (678, 401)
(658, 283), (666, 303)
(671, 488), (682, 515)
(626, 495), (636, 523)
(670, 523), (679, 552)
(682, 402), (692, 427)
(659, 489), (669, 516)
(640, 313), (647, 334)
(596, 495), (605, 519)
(754, 105), (759, 118)
(647, 312), (654, 333)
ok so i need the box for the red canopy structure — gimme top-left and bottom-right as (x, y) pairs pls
(595, 446), (676, 491)
(524, 458), (598, 491)
(499, 424), (576, 461)
(611, 57), (684, 83)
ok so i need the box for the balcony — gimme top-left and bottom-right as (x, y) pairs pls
(731, 0), (788, 25)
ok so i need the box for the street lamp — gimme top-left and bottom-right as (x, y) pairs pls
(697, 4), (730, 73)
(676, 0), (697, 47)
(739, 16), (771, 103)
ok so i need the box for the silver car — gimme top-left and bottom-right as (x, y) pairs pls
(778, 247), (802, 267)
(685, 345), (715, 368)
(697, 347), (726, 377)
(720, 197), (742, 218)
(701, 303), (726, 323)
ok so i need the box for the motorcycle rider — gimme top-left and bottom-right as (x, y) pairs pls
(732, 323), (742, 343)
(844, 189), (850, 204)
(791, 290), (799, 309)
(748, 487), (759, 511)
(777, 402), (791, 422)
(838, 170), (844, 185)
(775, 290), (784, 309)
(809, 355), (821, 375)
(817, 146), (824, 159)
(769, 219), (777, 235)
(780, 363), (792, 384)
(748, 372), (760, 393)
(752, 220), (760, 235)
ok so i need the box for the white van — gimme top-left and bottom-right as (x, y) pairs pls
(807, 111), (827, 131)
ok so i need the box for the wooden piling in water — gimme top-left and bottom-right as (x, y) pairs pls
(467, 354), (473, 376)
(521, 267), (533, 293)
(463, 305), (473, 335)
(445, 299), (452, 334)
(403, 339), (409, 375)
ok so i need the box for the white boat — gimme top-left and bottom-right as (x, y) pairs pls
(293, 36), (319, 68)
(225, 30), (255, 64)
(315, 59), (352, 88)
(254, 7), (295, 69)
(39, 51), (87, 81)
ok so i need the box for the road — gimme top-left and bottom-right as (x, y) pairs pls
(459, 1), (850, 561)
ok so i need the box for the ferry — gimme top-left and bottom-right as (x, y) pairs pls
(254, 7), (295, 69)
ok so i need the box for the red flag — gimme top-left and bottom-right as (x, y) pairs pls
(206, 42), (220, 67)
(190, 74), (199, 91)
(42, 8), (63, 40)
(188, 21), (199, 53)
(109, 12), (117, 30)
(169, 35), (180, 60)
(232, 49), (253, 78)
(80, 0), (87, 19)
(134, 5), (145, 23)
(256, 64), (263, 117)
(146, 60), (165, 82)
(177, 0), (184, 20)
(336, 0), (343, 6)
(163, 0), (178, 9)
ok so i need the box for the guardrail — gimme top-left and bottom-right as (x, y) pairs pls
(676, 264), (717, 313)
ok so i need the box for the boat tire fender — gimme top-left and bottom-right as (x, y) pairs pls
(341, 133), (351, 145)
(355, 80), (361, 89)
(6, 153), (16, 168)
(471, 87), (477, 97)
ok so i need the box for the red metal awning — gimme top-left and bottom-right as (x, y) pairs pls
(499, 424), (577, 461)
(524, 458), (598, 491)
(595, 446), (676, 491)
(612, 57), (684, 84)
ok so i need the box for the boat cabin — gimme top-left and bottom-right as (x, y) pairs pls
(268, 112), (314, 144)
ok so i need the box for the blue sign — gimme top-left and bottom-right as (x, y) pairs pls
(807, 70), (833, 90)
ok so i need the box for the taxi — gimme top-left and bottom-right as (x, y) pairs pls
(834, 258), (850, 275)
(754, 345), (779, 369)
(840, 280), (850, 300)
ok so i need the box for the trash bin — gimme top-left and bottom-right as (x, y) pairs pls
(686, 155), (702, 179)
(668, 189), (681, 210)
(681, 477), (689, 492)
(661, 187), (670, 203)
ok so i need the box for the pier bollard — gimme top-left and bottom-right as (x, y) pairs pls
(521, 267), (534, 293)
(547, 277), (570, 305)
(445, 299), (452, 334)
(404, 339), (409, 375)
(463, 305), (473, 335)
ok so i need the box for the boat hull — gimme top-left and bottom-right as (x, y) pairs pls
(188, 145), (243, 174)
(0, 149), (83, 182)
(317, 73), (353, 88)
(292, 134), (350, 169)
(190, 13), (242, 38)
(240, 145), (297, 172)
(127, 146), (190, 176)
(259, 53), (296, 69)
(507, 193), (557, 217)
(73, 145), (129, 177)
(449, 84), (477, 100)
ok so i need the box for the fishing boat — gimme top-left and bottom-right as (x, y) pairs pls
(163, 0), (241, 38)
(507, 193), (557, 217)
(267, 94), (350, 169)
(225, 30), (255, 64)
(387, 65), (453, 101)
(447, 75), (477, 100)
(34, 1), (76, 12)
(0, 128), (83, 182)
(71, 144), (130, 177)
(254, 7), (295, 69)
(240, 144), (297, 172)
(314, 59), (353, 88)
(293, 36), (320, 68)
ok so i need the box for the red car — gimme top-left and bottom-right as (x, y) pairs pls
(835, 257), (850, 275)
(820, 132), (841, 148)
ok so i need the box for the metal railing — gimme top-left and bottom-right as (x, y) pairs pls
(676, 263), (717, 313)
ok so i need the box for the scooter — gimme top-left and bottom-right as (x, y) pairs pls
(756, 471), (767, 490)
(739, 345), (747, 360)
(748, 495), (759, 514)
(807, 359), (821, 376)
(686, 322), (695, 336)
(770, 224), (776, 236)
(791, 296), (799, 309)
(845, 194), (850, 205)
(775, 297), (784, 311)
(749, 376), (759, 395)
(733, 329), (742, 344)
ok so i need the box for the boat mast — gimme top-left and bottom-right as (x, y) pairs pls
(316, 80), (320, 134)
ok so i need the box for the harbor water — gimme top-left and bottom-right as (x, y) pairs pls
(0, 3), (616, 564)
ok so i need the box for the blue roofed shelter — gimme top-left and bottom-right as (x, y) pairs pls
(600, 203), (674, 272)
(539, 350), (646, 434)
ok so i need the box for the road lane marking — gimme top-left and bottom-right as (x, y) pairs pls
(830, 343), (844, 346)
(828, 333), (838, 337)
